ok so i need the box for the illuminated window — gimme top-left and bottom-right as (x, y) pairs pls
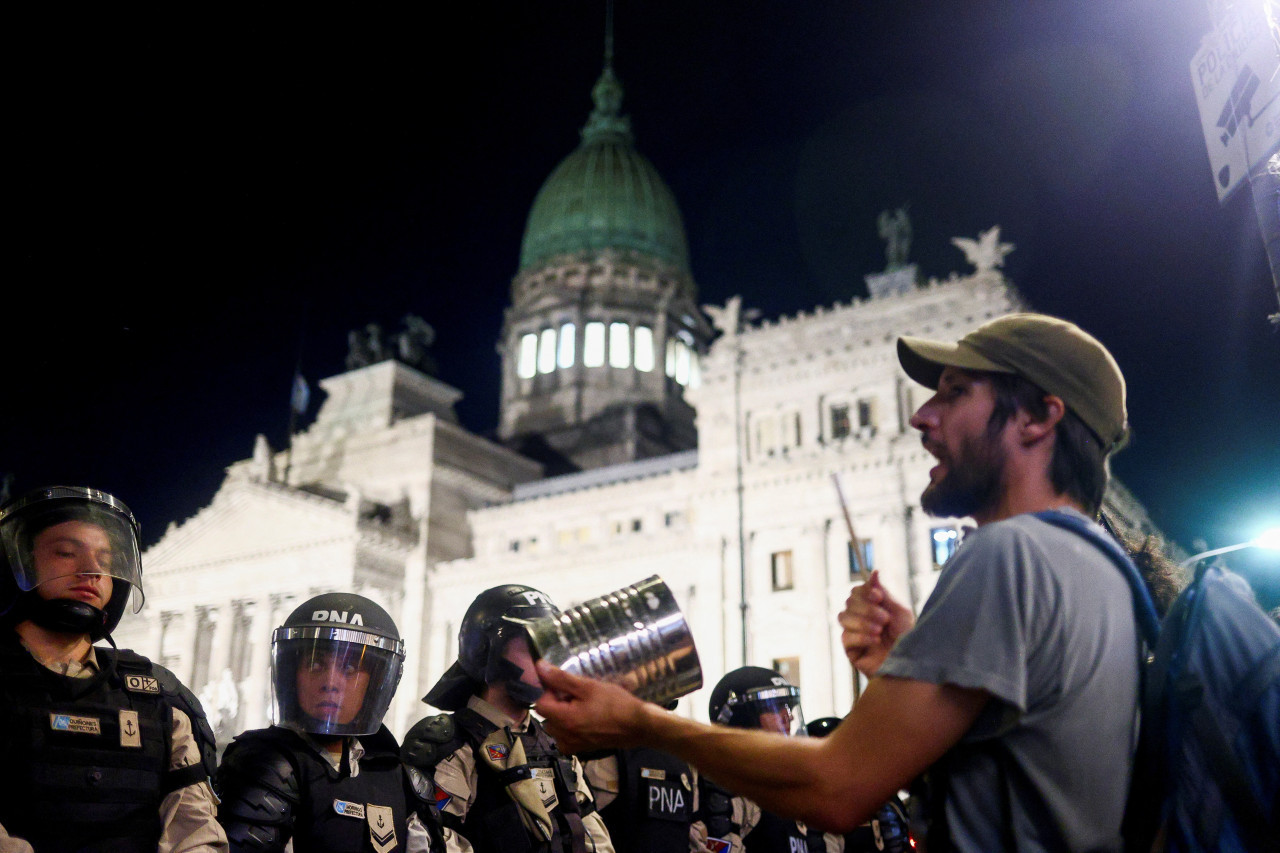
(830, 404), (851, 440)
(932, 527), (960, 567)
(518, 333), (538, 379)
(634, 326), (655, 371)
(773, 656), (800, 690)
(847, 539), (874, 577)
(665, 338), (677, 378)
(858, 399), (875, 429)
(688, 351), (701, 388)
(538, 328), (556, 374)
(609, 322), (631, 368)
(558, 323), (575, 368)
(584, 322), (606, 367)
(771, 550), (794, 591)
(675, 341), (691, 385)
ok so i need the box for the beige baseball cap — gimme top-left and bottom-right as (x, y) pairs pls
(897, 312), (1129, 453)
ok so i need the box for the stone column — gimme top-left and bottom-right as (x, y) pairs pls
(173, 607), (199, 688)
(244, 598), (272, 731)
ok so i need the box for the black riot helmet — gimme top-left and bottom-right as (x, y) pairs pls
(806, 716), (843, 739)
(708, 666), (806, 736)
(423, 584), (560, 711)
(0, 486), (144, 641)
(271, 592), (405, 737)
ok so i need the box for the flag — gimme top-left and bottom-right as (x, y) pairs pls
(290, 373), (310, 415)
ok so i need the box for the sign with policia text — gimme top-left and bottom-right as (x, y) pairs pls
(1191, 0), (1280, 201)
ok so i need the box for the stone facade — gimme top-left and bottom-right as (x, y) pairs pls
(114, 261), (1164, 742)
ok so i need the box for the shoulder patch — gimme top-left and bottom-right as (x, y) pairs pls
(122, 673), (161, 694)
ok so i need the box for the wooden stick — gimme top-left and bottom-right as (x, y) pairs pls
(831, 473), (870, 582)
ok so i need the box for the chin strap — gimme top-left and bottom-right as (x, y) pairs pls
(15, 594), (109, 638)
(503, 678), (545, 709)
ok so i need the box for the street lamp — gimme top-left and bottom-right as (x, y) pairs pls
(1180, 526), (1280, 567)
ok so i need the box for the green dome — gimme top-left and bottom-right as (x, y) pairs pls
(518, 66), (690, 273)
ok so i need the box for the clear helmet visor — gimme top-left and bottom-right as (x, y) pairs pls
(0, 501), (143, 613)
(747, 685), (807, 737)
(270, 627), (404, 737)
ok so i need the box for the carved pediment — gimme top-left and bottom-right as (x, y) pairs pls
(143, 479), (352, 572)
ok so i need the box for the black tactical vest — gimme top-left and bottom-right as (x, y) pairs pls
(275, 727), (413, 853)
(0, 637), (173, 853)
(598, 747), (694, 853)
(452, 707), (588, 853)
(744, 809), (808, 853)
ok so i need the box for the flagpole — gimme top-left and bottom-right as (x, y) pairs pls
(283, 303), (310, 486)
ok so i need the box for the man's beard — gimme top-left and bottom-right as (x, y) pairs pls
(920, 427), (1006, 519)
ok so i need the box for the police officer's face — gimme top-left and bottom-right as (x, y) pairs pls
(296, 647), (371, 725)
(758, 706), (794, 735)
(502, 635), (541, 692)
(31, 520), (114, 609)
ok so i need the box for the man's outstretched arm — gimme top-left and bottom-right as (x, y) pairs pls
(535, 661), (986, 834)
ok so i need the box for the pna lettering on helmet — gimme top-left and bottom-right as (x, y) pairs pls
(312, 610), (365, 625)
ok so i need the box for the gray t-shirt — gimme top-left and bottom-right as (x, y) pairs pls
(879, 509), (1138, 852)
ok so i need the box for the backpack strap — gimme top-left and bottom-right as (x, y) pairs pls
(1031, 510), (1160, 646)
(1031, 510), (1166, 850)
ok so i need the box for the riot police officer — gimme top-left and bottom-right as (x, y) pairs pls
(0, 486), (226, 853)
(401, 584), (614, 853)
(582, 700), (698, 853)
(804, 718), (910, 853)
(216, 592), (441, 851)
(696, 666), (811, 853)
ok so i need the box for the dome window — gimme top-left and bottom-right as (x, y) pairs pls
(518, 333), (538, 379)
(558, 323), (576, 369)
(584, 322), (606, 367)
(538, 328), (557, 374)
(634, 326), (655, 372)
(609, 322), (631, 368)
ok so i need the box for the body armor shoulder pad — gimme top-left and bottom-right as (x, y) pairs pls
(401, 713), (462, 771)
(216, 730), (303, 849)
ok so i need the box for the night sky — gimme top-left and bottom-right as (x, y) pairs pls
(9, 4), (1279, 580)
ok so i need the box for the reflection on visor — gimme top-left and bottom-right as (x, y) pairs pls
(0, 507), (145, 607)
(271, 636), (403, 737)
(295, 645), (374, 727)
(745, 686), (806, 737)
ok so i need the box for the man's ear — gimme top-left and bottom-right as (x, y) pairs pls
(1020, 395), (1066, 445)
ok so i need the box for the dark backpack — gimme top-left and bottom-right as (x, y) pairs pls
(1036, 511), (1280, 853)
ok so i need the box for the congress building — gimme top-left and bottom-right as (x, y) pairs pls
(113, 58), (1161, 746)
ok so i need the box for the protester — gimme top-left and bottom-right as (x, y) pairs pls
(535, 313), (1142, 852)
(402, 584), (614, 853)
(0, 485), (226, 853)
(216, 592), (441, 851)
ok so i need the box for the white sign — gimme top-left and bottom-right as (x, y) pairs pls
(1190, 4), (1280, 201)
